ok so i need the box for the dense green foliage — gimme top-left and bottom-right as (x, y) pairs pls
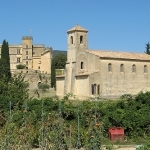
(51, 59), (56, 88)
(0, 40), (11, 79)
(16, 63), (26, 69)
(38, 82), (50, 92)
(1, 91), (150, 149)
(53, 54), (67, 69)
(53, 50), (67, 58)
(0, 73), (29, 100)
(145, 42), (150, 54)
(51, 53), (66, 90)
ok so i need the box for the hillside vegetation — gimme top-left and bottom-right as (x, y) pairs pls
(0, 81), (150, 149)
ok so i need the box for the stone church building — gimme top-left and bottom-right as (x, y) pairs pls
(56, 25), (150, 99)
(0, 36), (52, 74)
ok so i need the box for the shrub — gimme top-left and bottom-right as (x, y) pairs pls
(16, 64), (26, 69)
(120, 94), (133, 100)
(38, 83), (50, 92)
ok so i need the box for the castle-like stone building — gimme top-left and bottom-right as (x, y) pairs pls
(56, 25), (150, 99)
(0, 36), (52, 74)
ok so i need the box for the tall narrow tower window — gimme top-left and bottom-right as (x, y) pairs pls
(70, 36), (73, 44)
(80, 35), (83, 44)
(81, 62), (84, 69)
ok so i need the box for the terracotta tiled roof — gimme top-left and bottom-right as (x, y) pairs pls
(88, 50), (150, 61)
(68, 25), (88, 32)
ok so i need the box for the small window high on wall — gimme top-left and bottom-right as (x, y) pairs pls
(80, 35), (83, 44)
(144, 65), (147, 73)
(70, 36), (73, 44)
(120, 64), (124, 72)
(81, 62), (84, 69)
(132, 64), (136, 73)
(108, 63), (112, 72)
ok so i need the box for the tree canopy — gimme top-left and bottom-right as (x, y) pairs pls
(0, 39), (11, 79)
(145, 42), (150, 54)
(53, 54), (67, 69)
(51, 59), (56, 88)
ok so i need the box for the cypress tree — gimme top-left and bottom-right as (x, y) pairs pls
(145, 42), (150, 55)
(51, 59), (56, 89)
(0, 40), (11, 79)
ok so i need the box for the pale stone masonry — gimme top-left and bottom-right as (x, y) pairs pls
(56, 25), (150, 99)
(0, 36), (52, 74)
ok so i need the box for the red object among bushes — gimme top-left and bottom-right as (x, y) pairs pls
(109, 127), (124, 142)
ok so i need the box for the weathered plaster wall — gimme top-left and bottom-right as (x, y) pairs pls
(75, 75), (89, 97)
(100, 59), (150, 98)
(56, 77), (65, 96)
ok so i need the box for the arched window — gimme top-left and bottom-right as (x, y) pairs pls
(120, 64), (124, 72)
(70, 36), (73, 44)
(81, 62), (84, 69)
(108, 63), (112, 72)
(132, 64), (136, 73)
(80, 35), (83, 44)
(144, 65), (147, 73)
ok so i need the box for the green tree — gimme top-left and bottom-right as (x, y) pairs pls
(53, 54), (67, 69)
(0, 58), (9, 78)
(0, 40), (11, 79)
(16, 64), (26, 69)
(0, 73), (29, 105)
(145, 42), (150, 54)
(51, 59), (56, 88)
(38, 83), (50, 92)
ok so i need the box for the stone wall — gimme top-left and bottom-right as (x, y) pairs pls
(100, 59), (150, 98)
(13, 69), (51, 90)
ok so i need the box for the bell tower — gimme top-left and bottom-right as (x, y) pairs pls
(64, 25), (88, 94)
(67, 25), (88, 63)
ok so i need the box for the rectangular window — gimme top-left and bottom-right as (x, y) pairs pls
(26, 56), (28, 60)
(26, 51), (28, 55)
(92, 84), (94, 95)
(91, 84), (96, 95)
(26, 45), (28, 48)
(17, 49), (20, 54)
(97, 84), (100, 95)
(17, 58), (20, 63)
(26, 61), (28, 65)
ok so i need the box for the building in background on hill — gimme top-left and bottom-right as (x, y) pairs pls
(56, 25), (150, 99)
(0, 36), (52, 74)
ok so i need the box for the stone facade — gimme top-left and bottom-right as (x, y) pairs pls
(56, 25), (150, 99)
(0, 36), (52, 74)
